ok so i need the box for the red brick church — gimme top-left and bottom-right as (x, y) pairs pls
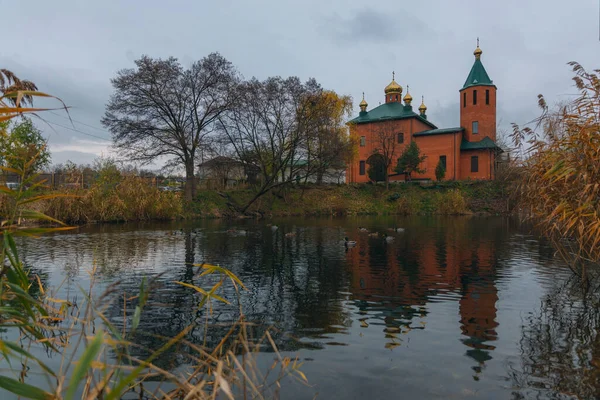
(346, 42), (501, 183)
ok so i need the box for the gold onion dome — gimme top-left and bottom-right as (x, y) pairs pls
(474, 38), (482, 59)
(403, 86), (413, 104)
(419, 96), (427, 113)
(384, 72), (403, 94)
(359, 97), (368, 108)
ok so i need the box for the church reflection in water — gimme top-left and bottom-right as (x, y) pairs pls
(344, 217), (502, 375)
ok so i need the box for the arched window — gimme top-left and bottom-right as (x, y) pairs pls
(397, 132), (404, 144)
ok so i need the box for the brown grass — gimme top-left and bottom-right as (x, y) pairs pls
(511, 62), (600, 278)
(44, 175), (183, 223)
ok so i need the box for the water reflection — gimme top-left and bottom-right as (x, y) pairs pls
(16, 217), (589, 398)
(509, 273), (600, 399)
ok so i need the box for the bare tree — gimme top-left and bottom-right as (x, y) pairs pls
(102, 53), (238, 201)
(218, 77), (352, 212)
(368, 121), (400, 189)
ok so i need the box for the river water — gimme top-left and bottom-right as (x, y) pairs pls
(14, 216), (600, 399)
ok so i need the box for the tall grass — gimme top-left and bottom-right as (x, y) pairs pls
(45, 174), (183, 223)
(511, 62), (600, 280)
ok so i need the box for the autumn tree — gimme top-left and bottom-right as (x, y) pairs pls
(102, 53), (239, 201)
(300, 90), (353, 184)
(396, 140), (426, 181)
(218, 77), (352, 212)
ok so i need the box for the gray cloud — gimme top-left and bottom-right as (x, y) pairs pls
(321, 9), (435, 44)
(50, 150), (103, 167)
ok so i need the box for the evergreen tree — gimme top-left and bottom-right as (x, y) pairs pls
(435, 158), (446, 181)
(395, 141), (426, 181)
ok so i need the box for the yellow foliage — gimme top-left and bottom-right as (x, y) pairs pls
(512, 62), (600, 271)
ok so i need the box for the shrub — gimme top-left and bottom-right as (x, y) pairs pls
(433, 189), (468, 215)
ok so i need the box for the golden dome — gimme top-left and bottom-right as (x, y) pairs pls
(474, 38), (482, 59)
(384, 71), (403, 94)
(359, 92), (368, 110)
(418, 96), (427, 113)
(403, 86), (413, 104)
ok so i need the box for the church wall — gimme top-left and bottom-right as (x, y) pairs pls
(459, 150), (495, 180)
(413, 132), (462, 180)
(347, 118), (431, 183)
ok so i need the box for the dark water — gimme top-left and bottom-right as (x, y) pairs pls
(14, 216), (600, 399)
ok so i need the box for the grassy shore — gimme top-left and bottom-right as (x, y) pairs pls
(32, 179), (511, 223)
(191, 180), (512, 218)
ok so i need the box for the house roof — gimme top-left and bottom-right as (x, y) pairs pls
(462, 58), (495, 89)
(413, 127), (464, 137)
(460, 136), (502, 151)
(348, 102), (437, 129)
(197, 156), (241, 168)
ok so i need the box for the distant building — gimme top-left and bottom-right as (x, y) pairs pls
(347, 41), (502, 183)
(197, 156), (259, 188)
(282, 160), (346, 184)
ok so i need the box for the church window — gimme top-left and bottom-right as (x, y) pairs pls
(359, 161), (366, 175)
(471, 156), (479, 173)
(486, 90), (490, 105)
(395, 95), (398, 101)
(360, 136), (366, 147)
(472, 121), (479, 134)
(463, 92), (466, 108)
(397, 132), (404, 144)
(473, 90), (477, 105)
(439, 155), (447, 170)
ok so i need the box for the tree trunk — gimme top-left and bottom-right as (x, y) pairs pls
(184, 161), (196, 202)
(316, 171), (323, 185)
(385, 165), (389, 190)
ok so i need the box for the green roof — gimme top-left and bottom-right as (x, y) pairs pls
(413, 127), (463, 137)
(348, 102), (437, 129)
(462, 58), (494, 89)
(460, 137), (502, 151)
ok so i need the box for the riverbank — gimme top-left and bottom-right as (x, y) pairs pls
(192, 180), (513, 218)
(34, 180), (512, 223)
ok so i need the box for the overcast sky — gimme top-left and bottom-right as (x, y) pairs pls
(1, 0), (598, 168)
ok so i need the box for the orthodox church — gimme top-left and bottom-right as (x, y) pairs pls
(346, 42), (501, 183)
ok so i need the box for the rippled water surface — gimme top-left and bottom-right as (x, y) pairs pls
(15, 216), (600, 399)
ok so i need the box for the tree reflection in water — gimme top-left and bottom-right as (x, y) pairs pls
(17, 217), (600, 398)
(510, 274), (600, 399)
